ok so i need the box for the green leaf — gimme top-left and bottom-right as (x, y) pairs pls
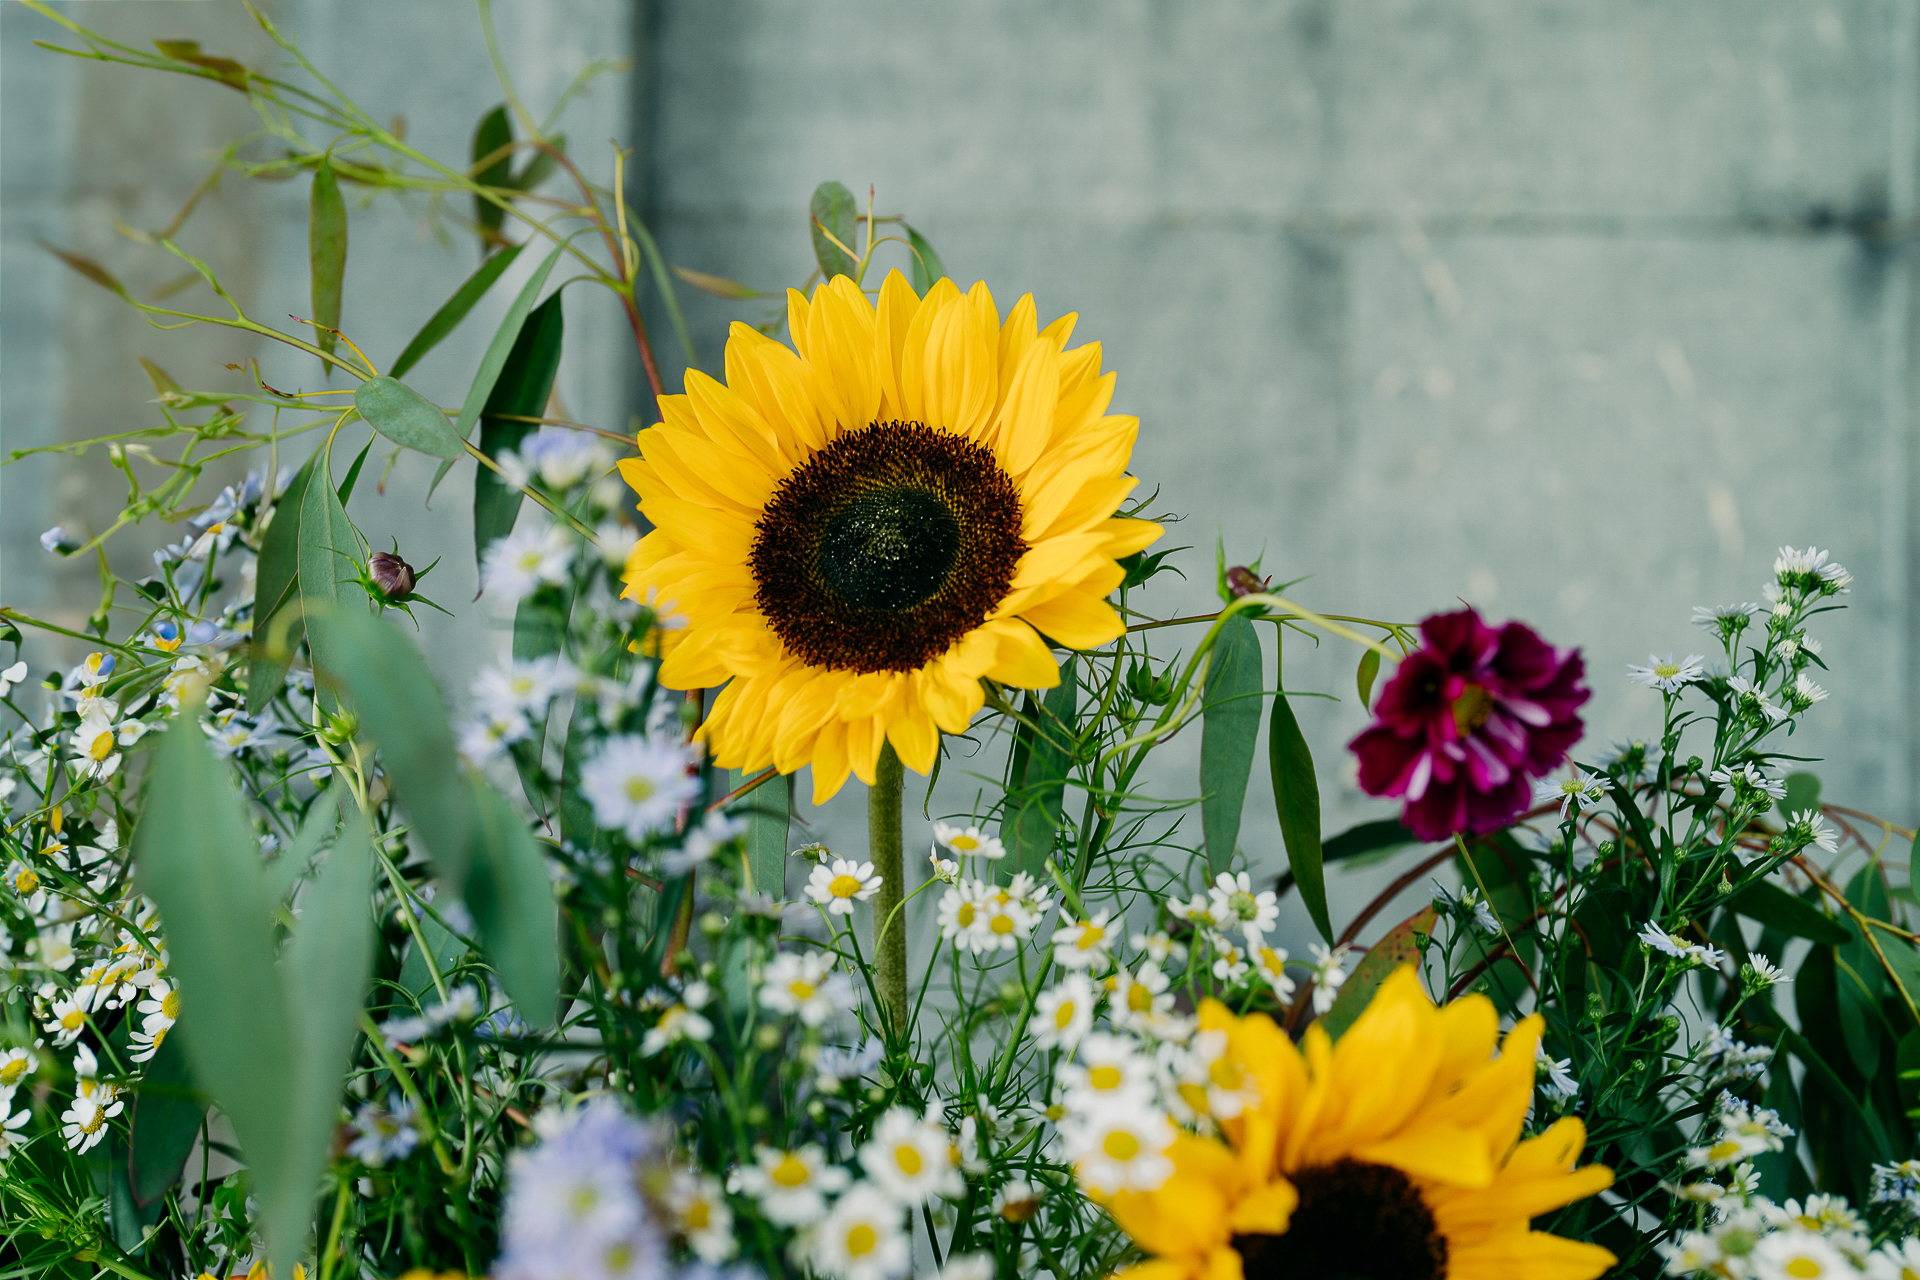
(1001, 662), (1078, 881)
(1318, 905), (1436, 1040)
(1882, 936), (1920, 1032)
(511, 132), (565, 193)
(673, 264), (765, 300)
(809, 180), (859, 282)
(335, 435), (374, 506)
(1356, 649), (1381, 711)
(400, 913), (468, 1001)
(1783, 1027), (1895, 1161)
(263, 784), (342, 907)
(474, 292), (565, 569)
(297, 447), (363, 696)
(308, 154), (347, 367)
(1199, 615), (1262, 874)
(131, 706), (299, 1273)
(466, 780), (559, 1026)
(389, 242), (525, 379)
(732, 769), (792, 898)
(1783, 770), (1822, 819)
(307, 609), (472, 891)
(438, 239), (566, 493)
(1275, 818), (1418, 897)
(247, 451), (320, 714)
(904, 224), (947, 293)
(471, 104), (514, 250)
(1729, 880), (1851, 947)
(127, 1033), (204, 1206)
(1749, 1031), (1810, 1197)
(1838, 865), (1890, 1075)
(278, 806), (374, 1270)
(354, 376), (466, 460)
(1270, 686), (1330, 942)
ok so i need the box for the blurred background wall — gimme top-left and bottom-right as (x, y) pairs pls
(5, 0), (1916, 950)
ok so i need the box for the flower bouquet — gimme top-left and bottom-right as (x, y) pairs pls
(4, 8), (1919, 1280)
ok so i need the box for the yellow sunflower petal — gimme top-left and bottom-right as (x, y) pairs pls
(1022, 586), (1125, 650)
(1447, 1232), (1616, 1280)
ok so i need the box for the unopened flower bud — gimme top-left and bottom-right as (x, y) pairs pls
(320, 710), (359, 746)
(369, 551), (416, 598)
(1225, 565), (1267, 598)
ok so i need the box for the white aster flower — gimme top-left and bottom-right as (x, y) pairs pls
(1206, 871), (1279, 943)
(1628, 653), (1707, 693)
(731, 1144), (849, 1226)
(1744, 955), (1790, 991)
(472, 656), (567, 721)
(805, 858), (883, 917)
(1029, 974), (1096, 1052)
(932, 822), (1004, 861)
(1727, 677), (1789, 725)
(347, 1095), (422, 1168)
(1773, 546), (1851, 594)
(1532, 769), (1606, 821)
(1308, 942), (1350, 1015)
(859, 1107), (963, 1206)
(1692, 602), (1765, 632)
(580, 733), (699, 843)
(810, 1181), (910, 1280)
(1535, 1042), (1579, 1102)
(759, 951), (851, 1028)
(481, 524), (575, 600)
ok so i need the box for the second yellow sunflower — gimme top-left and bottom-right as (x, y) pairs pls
(620, 271), (1160, 800)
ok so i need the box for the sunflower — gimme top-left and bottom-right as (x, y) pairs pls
(619, 271), (1160, 801)
(1100, 970), (1615, 1280)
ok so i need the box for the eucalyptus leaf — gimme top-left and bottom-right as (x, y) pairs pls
(474, 292), (565, 569)
(399, 914), (468, 1001)
(1199, 615), (1262, 874)
(809, 180), (858, 282)
(1318, 905), (1436, 1040)
(264, 784), (342, 907)
(307, 608), (472, 891)
(308, 154), (347, 368)
(354, 376), (466, 459)
(1270, 684), (1330, 942)
(732, 768), (793, 898)
(335, 435), (374, 506)
(390, 241), (524, 379)
(1356, 648), (1381, 710)
(127, 1034), (203, 1206)
(471, 104), (513, 250)
(1001, 663), (1077, 882)
(466, 780), (559, 1027)
(248, 450), (319, 713)
(452, 241), (567, 448)
(904, 224), (946, 292)
(1729, 880), (1851, 947)
(297, 448), (362, 697)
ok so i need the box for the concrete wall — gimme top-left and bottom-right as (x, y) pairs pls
(6, 1), (1917, 950)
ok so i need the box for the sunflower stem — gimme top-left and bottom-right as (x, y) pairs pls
(870, 741), (908, 1035)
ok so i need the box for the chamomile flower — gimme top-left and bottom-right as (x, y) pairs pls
(1749, 1231), (1850, 1280)
(1209, 934), (1251, 984)
(1050, 912), (1115, 970)
(1628, 653), (1706, 693)
(927, 852), (958, 884)
(805, 859), (882, 917)
(932, 822), (1004, 861)
(0, 1050), (38, 1094)
(759, 951), (851, 1028)
(666, 1170), (735, 1264)
(1107, 962), (1176, 1036)
(1308, 942), (1350, 1015)
(1029, 974), (1095, 1052)
(1130, 930), (1187, 966)
(472, 656), (567, 721)
(1206, 871), (1278, 943)
(580, 733), (699, 843)
(69, 711), (122, 780)
(972, 886), (1038, 951)
(936, 878), (987, 950)
(859, 1107), (963, 1206)
(1061, 1105), (1174, 1195)
(44, 992), (90, 1047)
(990, 1180), (1043, 1224)
(456, 709), (532, 765)
(481, 525), (575, 600)
(731, 1144), (849, 1226)
(59, 1045), (121, 1153)
(1058, 1034), (1155, 1111)
(1250, 944), (1295, 1002)
(4, 862), (46, 915)
(809, 1182), (910, 1280)
(640, 983), (713, 1056)
(0, 1098), (29, 1158)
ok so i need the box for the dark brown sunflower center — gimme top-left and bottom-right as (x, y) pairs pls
(1233, 1160), (1447, 1280)
(749, 420), (1025, 673)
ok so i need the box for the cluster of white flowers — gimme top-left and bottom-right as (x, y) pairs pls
(1871, 1160), (1920, 1218)
(379, 983), (485, 1046)
(1532, 767), (1609, 820)
(935, 873), (1052, 952)
(1662, 1157), (1920, 1280)
(1685, 1093), (1794, 1171)
(759, 950), (854, 1028)
(1700, 1024), (1774, 1088)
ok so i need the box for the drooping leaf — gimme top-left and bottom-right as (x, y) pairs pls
(297, 448), (362, 697)
(904, 224), (947, 293)
(1270, 686), (1330, 942)
(278, 806), (375, 1272)
(673, 265), (765, 300)
(809, 180), (859, 282)
(335, 435), (374, 505)
(389, 241), (525, 379)
(354, 376), (466, 459)
(1199, 615), (1263, 874)
(1318, 906), (1436, 1040)
(108, 1134), (169, 1251)
(466, 780), (559, 1026)
(1729, 880), (1851, 947)
(1001, 662), (1077, 881)
(308, 154), (348, 368)
(127, 1033), (204, 1206)
(474, 292), (565, 568)
(39, 240), (129, 297)
(1274, 818), (1419, 897)
(471, 104), (514, 251)
(131, 706), (299, 1273)
(732, 769), (793, 898)
(247, 450), (319, 713)
(1356, 648), (1381, 711)
(307, 609), (472, 892)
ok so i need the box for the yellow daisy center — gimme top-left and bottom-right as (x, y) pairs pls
(950, 833), (981, 851)
(829, 874), (863, 898)
(685, 1200), (710, 1231)
(1076, 924), (1104, 949)
(989, 913), (1015, 935)
(770, 1155), (810, 1188)
(1102, 1130), (1140, 1161)
(893, 1144), (922, 1175)
(625, 776), (657, 802)
(1054, 1001), (1076, 1030)
(956, 902), (976, 927)
(12, 869), (37, 895)
(845, 1223), (878, 1257)
(0, 1060), (26, 1087)
(161, 990), (181, 1020)
(1088, 1065), (1122, 1091)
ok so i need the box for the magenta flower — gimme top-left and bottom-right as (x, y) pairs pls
(1349, 608), (1588, 841)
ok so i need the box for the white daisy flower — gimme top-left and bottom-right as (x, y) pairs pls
(1061, 1104), (1174, 1195)
(730, 1144), (849, 1226)
(759, 951), (852, 1028)
(859, 1107), (963, 1207)
(1029, 974), (1096, 1052)
(0, 662), (27, 698)
(1058, 1033), (1156, 1111)
(0, 1095), (30, 1158)
(1209, 934), (1251, 984)
(1250, 944), (1295, 1002)
(932, 822), (1004, 861)
(480, 524), (575, 600)
(972, 886), (1037, 952)
(1206, 871), (1279, 943)
(4, 862), (47, 916)
(666, 1169), (735, 1263)
(593, 519), (640, 570)
(1107, 962), (1176, 1036)
(580, 733), (699, 843)
(989, 1180), (1043, 1224)
(471, 656), (567, 721)
(936, 878), (989, 951)
(805, 859), (883, 917)
(1531, 769), (1606, 821)
(69, 711), (122, 780)
(809, 1181), (910, 1280)
(1130, 930), (1187, 966)
(1749, 1230), (1850, 1280)
(44, 993), (90, 1047)
(0, 1049), (38, 1094)
(1051, 912), (1115, 970)
(1627, 653), (1706, 693)
(1308, 942), (1350, 1015)
(640, 983), (713, 1056)
(927, 852), (958, 885)
(59, 1045), (122, 1153)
